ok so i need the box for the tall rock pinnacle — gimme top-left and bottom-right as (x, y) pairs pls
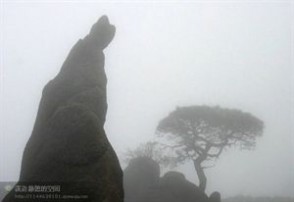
(3, 16), (123, 202)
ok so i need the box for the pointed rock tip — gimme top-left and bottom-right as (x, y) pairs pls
(98, 15), (109, 24)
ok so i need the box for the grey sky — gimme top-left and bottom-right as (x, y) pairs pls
(1, 0), (293, 198)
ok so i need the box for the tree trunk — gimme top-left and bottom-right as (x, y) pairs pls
(193, 159), (207, 192)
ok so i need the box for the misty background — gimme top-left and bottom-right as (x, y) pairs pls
(0, 0), (293, 199)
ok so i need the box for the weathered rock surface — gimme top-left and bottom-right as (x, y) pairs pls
(123, 157), (160, 202)
(209, 192), (221, 202)
(3, 16), (123, 202)
(124, 157), (210, 202)
(159, 171), (209, 202)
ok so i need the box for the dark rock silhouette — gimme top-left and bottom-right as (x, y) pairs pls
(123, 157), (160, 202)
(124, 157), (213, 202)
(3, 15), (123, 202)
(159, 171), (209, 202)
(209, 192), (221, 202)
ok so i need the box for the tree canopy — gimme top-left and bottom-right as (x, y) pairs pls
(124, 141), (162, 164)
(156, 105), (264, 191)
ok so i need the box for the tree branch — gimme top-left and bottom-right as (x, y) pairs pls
(207, 146), (224, 158)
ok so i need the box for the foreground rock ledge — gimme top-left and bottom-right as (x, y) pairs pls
(3, 16), (123, 202)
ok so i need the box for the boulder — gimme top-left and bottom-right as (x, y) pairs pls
(209, 192), (221, 202)
(3, 16), (123, 202)
(159, 171), (209, 202)
(123, 157), (210, 202)
(124, 157), (160, 202)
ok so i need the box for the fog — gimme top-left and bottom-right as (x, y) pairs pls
(1, 1), (293, 199)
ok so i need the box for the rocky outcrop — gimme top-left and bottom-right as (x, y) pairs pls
(123, 157), (160, 202)
(124, 157), (211, 202)
(3, 16), (123, 202)
(159, 171), (209, 202)
(209, 192), (221, 202)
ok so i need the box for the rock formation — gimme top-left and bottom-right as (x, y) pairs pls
(3, 15), (123, 202)
(124, 157), (211, 202)
(123, 157), (160, 202)
(159, 171), (209, 202)
(209, 192), (221, 202)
